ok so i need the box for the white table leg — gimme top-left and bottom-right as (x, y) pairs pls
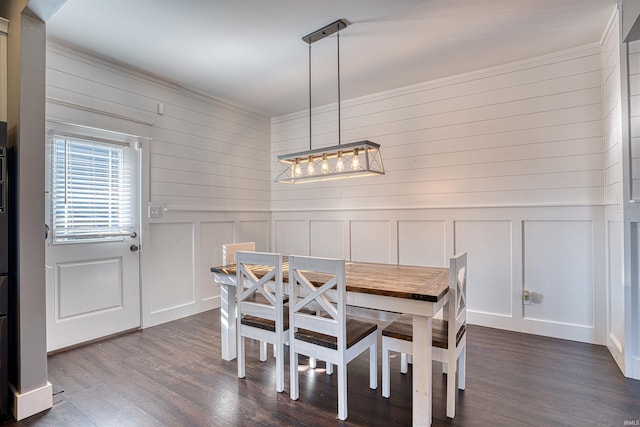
(412, 314), (432, 427)
(220, 283), (237, 361)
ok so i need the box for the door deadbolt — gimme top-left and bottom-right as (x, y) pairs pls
(130, 244), (139, 252)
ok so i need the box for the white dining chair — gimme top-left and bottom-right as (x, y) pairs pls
(288, 255), (378, 421)
(236, 251), (288, 392)
(381, 252), (467, 418)
(223, 242), (256, 265)
(224, 242), (278, 361)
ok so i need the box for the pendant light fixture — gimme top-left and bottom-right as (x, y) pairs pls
(274, 19), (385, 184)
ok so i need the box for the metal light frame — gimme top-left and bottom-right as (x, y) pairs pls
(274, 19), (385, 184)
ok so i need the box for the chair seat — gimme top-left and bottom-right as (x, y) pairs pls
(241, 306), (319, 332)
(295, 318), (377, 350)
(247, 293), (289, 304)
(382, 318), (465, 349)
(240, 294), (290, 332)
(241, 302), (289, 331)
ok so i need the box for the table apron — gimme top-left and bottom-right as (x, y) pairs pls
(346, 292), (447, 317)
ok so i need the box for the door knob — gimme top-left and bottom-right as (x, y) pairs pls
(130, 244), (139, 252)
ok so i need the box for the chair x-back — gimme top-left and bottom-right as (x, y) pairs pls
(236, 251), (288, 392)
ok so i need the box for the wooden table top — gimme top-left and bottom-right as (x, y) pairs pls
(211, 260), (449, 302)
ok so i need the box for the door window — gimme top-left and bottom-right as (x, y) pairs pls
(50, 135), (135, 243)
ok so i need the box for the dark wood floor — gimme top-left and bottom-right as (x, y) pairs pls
(7, 309), (640, 426)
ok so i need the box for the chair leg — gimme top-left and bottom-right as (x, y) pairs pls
(382, 339), (390, 398)
(400, 353), (408, 374)
(290, 345), (299, 400)
(369, 342), (377, 390)
(260, 341), (268, 362)
(458, 346), (466, 390)
(326, 362), (333, 375)
(309, 356), (317, 369)
(275, 341), (284, 393)
(442, 361), (448, 374)
(446, 357), (456, 418)
(237, 336), (246, 379)
(338, 364), (348, 421)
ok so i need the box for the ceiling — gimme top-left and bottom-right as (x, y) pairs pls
(46, 0), (617, 118)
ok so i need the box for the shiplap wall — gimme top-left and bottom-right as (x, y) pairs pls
(272, 45), (604, 210)
(45, 43), (271, 328)
(630, 40), (640, 200)
(271, 44), (607, 343)
(601, 12), (625, 371)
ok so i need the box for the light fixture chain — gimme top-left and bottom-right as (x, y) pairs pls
(337, 31), (341, 147)
(309, 43), (312, 151)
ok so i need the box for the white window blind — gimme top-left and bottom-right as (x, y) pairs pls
(51, 135), (135, 242)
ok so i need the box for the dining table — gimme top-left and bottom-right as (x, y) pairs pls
(211, 259), (450, 427)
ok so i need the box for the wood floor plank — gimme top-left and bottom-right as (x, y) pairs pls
(7, 309), (640, 427)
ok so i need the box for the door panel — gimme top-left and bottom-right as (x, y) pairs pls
(57, 257), (123, 318)
(47, 239), (140, 350)
(45, 128), (141, 352)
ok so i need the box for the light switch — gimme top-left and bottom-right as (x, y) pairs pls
(149, 205), (162, 218)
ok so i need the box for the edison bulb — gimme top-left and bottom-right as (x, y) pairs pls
(307, 156), (314, 174)
(352, 148), (359, 170)
(294, 159), (302, 176)
(337, 151), (344, 171)
(321, 153), (329, 174)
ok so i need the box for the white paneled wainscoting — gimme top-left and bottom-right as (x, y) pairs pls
(139, 204), (607, 344)
(272, 206), (606, 344)
(141, 210), (271, 328)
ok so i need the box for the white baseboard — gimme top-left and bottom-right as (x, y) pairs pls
(143, 297), (220, 328)
(10, 381), (53, 421)
(607, 333), (625, 375)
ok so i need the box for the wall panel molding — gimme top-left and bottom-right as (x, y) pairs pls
(142, 212), (270, 328)
(522, 220), (596, 329)
(455, 220), (513, 318)
(272, 205), (605, 344)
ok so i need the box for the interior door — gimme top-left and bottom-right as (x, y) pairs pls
(45, 128), (141, 352)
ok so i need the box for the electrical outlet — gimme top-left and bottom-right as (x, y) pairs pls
(149, 205), (162, 218)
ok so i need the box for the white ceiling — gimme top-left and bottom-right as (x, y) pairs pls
(46, 0), (617, 118)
